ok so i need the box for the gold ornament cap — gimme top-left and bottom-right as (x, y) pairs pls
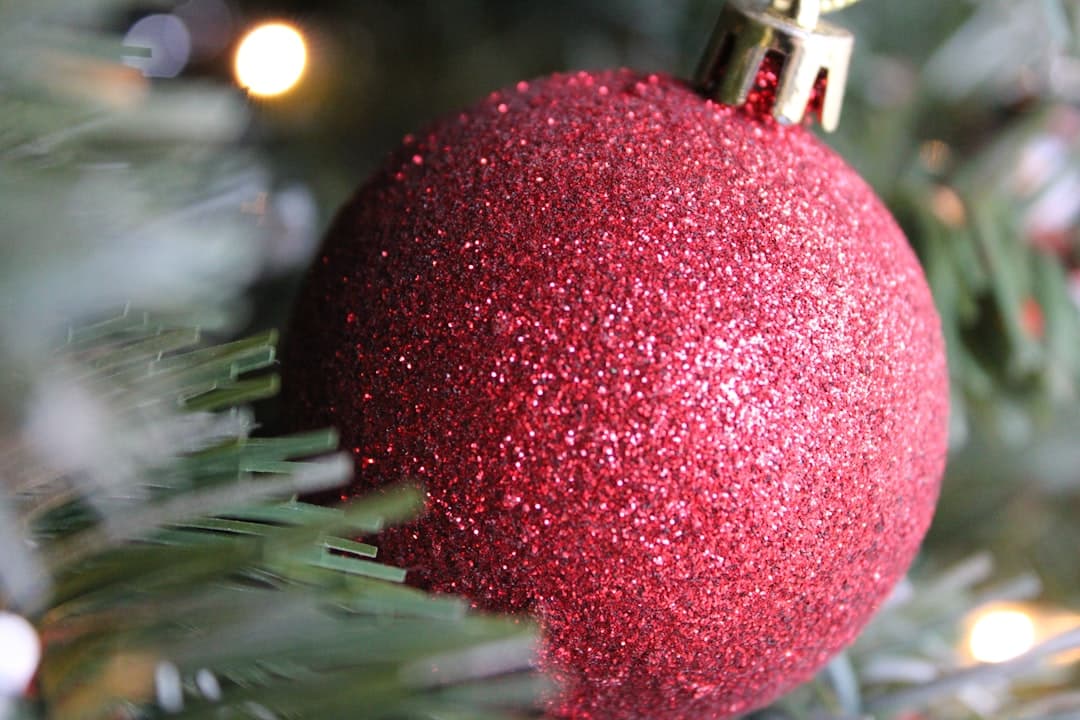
(695, 0), (854, 131)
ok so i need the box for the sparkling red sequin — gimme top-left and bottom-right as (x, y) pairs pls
(282, 69), (949, 719)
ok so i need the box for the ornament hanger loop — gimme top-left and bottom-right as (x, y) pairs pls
(774, 0), (862, 16)
(774, 0), (821, 29)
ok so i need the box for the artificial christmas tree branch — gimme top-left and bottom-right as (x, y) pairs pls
(4, 315), (542, 720)
(0, 2), (543, 716)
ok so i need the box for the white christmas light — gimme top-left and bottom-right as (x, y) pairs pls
(234, 22), (308, 98)
(968, 607), (1037, 664)
(0, 612), (40, 696)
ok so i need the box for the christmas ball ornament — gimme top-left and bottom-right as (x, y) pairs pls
(283, 2), (948, 718)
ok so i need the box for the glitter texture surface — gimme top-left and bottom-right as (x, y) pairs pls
(282, 69), (949, 719)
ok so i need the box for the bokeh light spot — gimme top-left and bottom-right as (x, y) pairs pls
(968, 607), (1037, 664)
(234, 22), (307, 98)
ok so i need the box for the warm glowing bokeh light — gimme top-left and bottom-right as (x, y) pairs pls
(234, 22), (307, 97)
(0, 611), (41, 695)
(968, 607), (1037, 664)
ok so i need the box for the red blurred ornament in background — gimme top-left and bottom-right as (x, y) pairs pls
(282, 2), (948, 718)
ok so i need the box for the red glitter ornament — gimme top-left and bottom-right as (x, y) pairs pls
(282, 69), (948, 719)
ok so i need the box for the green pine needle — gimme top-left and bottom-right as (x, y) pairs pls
(3, 316), (541, 720)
